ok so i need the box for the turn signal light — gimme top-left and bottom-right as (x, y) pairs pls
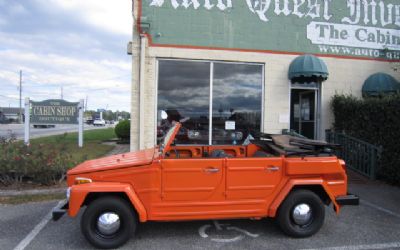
(74, 177), (92, 185)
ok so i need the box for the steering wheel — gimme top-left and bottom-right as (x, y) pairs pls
(173, 148), (180, 158)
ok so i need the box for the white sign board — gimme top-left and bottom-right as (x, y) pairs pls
(225, 121), (236, 130)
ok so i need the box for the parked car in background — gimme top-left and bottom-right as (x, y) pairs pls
(86, 119), (94, 125)
(33, 124), (56, 128)
(93, 119), (106, 126)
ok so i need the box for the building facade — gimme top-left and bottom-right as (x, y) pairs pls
(130, 0), (400, 151)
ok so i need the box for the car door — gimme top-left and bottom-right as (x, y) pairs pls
(225, 157), (283, 200)
(161, 158), (224, 201)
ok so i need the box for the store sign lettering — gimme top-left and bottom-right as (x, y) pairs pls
(146, 0), (400, 60)
(31, 99), (79, 125)
(308, 22), (399, 50)
(150, 0), (400, 27)
(150, 0), (233, 10)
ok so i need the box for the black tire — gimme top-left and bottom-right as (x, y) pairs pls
(81, 196), (137, 249)
(276, 189), (325, 238)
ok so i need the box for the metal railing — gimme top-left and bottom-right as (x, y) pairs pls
(325, 130), (383, 180)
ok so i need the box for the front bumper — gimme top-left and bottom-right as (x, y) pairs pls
(52, 200), (69, 221)
(336, 194), (359, 206)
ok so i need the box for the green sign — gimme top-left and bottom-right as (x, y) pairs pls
(31, 99), (79, 124)
(142, 0), (400, 60)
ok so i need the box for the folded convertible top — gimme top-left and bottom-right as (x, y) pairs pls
(251, 133), (340, 156)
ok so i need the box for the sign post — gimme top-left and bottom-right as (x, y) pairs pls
(78, 99), (84, 148)
(24, 97), (30, 145)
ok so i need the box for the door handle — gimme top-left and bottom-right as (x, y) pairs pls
(265, 165), (280, 172)
(204, 167), (220, 173)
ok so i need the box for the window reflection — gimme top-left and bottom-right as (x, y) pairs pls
(157, 60), (210, 144)
(157, 60), (263, 145)
(212, 63), (263, 145)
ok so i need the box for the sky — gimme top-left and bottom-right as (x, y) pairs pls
(0, 0), (133, 111)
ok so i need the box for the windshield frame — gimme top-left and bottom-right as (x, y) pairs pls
(159, 122), (181, 156)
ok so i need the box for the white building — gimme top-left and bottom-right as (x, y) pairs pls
(129, 0), (400, 151)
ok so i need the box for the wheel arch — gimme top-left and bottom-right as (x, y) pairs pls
(268, 179), (339, 217)
(68, 182), (148, 222)
(291, 185), (331, 205)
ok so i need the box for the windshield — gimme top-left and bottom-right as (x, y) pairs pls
(159, 123), (178, 152)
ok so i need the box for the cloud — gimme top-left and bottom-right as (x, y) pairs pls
(7, 3), (28, 16)
(0, 0), (132, 111)
(47, 0), (132, 35)
(0, 49), (131, 109)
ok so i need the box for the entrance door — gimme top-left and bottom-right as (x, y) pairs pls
(290, 89), (318, 139)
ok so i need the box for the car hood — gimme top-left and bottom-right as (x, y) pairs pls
(68, 148), (156, 175)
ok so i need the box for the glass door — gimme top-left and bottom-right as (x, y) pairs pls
(290, 89), (318, 139)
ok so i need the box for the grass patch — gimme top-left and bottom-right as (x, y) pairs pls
(32, 128), (117, 143)
(30, 128), (117, 163)
(0, 193), (66, 205)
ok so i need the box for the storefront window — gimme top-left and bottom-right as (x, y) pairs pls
(212, 63), (263, 145)
(157, 60), (210, 144)
(157, 60), (263, 145)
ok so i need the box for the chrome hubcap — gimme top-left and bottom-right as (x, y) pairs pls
(292, 204), (312, 226)
(97, 212), (120, 235)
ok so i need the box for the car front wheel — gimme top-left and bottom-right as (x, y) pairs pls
(276, 189), (325, 238)
(81, 196), (137, 249)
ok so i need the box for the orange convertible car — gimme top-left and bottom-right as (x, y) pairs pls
(53, 122), (358, 249)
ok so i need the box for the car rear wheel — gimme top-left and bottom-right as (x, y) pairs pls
(81, 196), (137, 249)
(276, 189), (325, 238)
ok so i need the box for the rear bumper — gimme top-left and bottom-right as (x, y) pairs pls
(52, 200), (69, 221)
(336, 194), (359, 206)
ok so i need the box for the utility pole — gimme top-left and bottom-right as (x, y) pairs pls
(85, 95), (88, 111)
(19, 70), (22, 123)
(61, 85), (64, 99)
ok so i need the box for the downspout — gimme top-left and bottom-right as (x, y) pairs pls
(131, 0), (145, 151)
(139, 34), (146, 149)
(130, 1), (139, 151)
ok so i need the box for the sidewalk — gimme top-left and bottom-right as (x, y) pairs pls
(348, 170), (400, 215)
(103, 143), (130, 156)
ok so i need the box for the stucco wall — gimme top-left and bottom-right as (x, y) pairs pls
(131, 37), (398, 150)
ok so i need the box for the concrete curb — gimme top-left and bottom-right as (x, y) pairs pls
(0, 187), (66, 197)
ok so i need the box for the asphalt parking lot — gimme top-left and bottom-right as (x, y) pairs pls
(1, 181), (400, 250)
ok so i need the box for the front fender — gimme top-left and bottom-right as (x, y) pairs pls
(68, 182), (147, 222)
(268, 179), (340, 217)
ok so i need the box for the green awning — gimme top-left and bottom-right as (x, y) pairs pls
(362, 73), (400, 97)
(288, 54), (329, 80)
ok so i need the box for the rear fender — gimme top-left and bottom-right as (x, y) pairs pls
(68, 182), (147, 222)
(268, 179), (340, 217)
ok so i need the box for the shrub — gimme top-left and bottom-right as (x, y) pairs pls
(115, 120), (130, 140)
(331, 94), (400, 184)
(0, 133), (76, 186)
